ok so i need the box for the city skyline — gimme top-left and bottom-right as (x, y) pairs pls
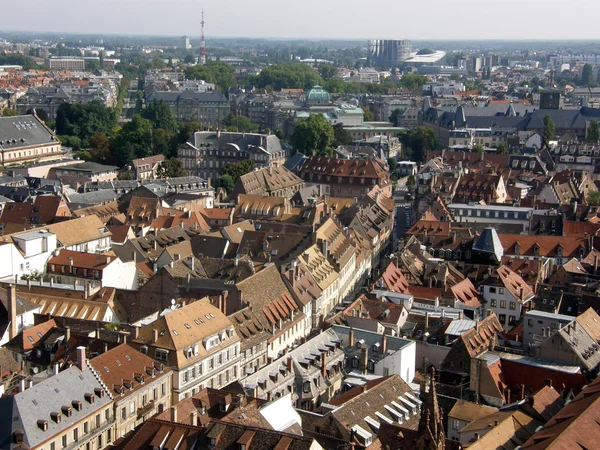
(3, 0), (600, 40)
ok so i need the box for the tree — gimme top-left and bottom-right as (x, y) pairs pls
(55, 100), (117, 143)
(2, 108), (18, 117)
(318, 64), (337, 80)
(157, 157), (187, 178)
(473, 144), (485, 154)
(581, 63), (595, 87)
(222, 114), (259, 133)
(88, 133), (112, 162)
(216, 174), (234, 193)
(251, 63), (323, 90)
(406, 174), (416, 191)
(291, 114), (335, 156)
(398, 73), (429, 91)
(111, 115), (154, 165)
(333, 123), (352, 147)
(142, 99), (178, 133)
(220, 160), (253, 183)
(497, 143), (510, 154)
(389, 108), (403, 126)
(588, 190), (600, 206)
(388, 157), (397, 173)
(587, 119), (600, 143)
(399, 127), (439, 162)
(183, 54), (196, 64)
(184, 61), (236, 93)
(543, 114), (556, 148)
(177, 121), (204, 144)
(361, 106), (374, 122)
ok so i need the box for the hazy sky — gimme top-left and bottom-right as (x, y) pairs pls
(3, 0), (600, 40)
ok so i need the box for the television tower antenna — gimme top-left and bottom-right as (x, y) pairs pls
(200, 8), (207, 65)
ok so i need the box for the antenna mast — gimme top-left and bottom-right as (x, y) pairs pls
(200, 8), (207, 65)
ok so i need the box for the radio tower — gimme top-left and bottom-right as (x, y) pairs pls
(199, 8), (207, 65)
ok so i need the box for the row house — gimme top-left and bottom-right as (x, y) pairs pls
(89, 344), (172, 439)
(0, 349), (115, 450)
(130, 298), (242, 403)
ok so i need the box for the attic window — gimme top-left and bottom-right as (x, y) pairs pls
(50, 412), (61, 423)
(37, 420), (48, 431)
(84, 393), (95, 404)
(72, 400), (82, 411)
(61, 406), (72, 417)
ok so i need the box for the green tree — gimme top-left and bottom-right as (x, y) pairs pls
(543, 114), (556, 148)
(219, 160), (253, 183)
(291, 114), (335, 156)
(183, 54), (196, 64)
(142, 99), (178, 133)
(581, 63), (595, 87)
(389, 108), (403, 126)
(406, 174), (416, 191)
(216, 174), (234, 193)
(362, 106), (374, 122)
(152, 128), (173, 157)
(251, 63), (323, 90)
(497, 142), (510, 154)
(2, 108), (18, 117)
(223, 114), (259, 133)
(88, 133), (112, 162)
(587, 119), (600, 143)
(318, 64), (337, 80)
(473, 144), (485, 154)
(111, 115), (154, 165)
(388, 157), (397, 173)
(177, 121), (204, 144)
(588, 190), (600, 206)
(55, 100), (117, 143)
(333, 123), (352, 147)
(184, 61), (236, 93)
(398, 73), (429, 91)
(157, 157), (187, 178)
(400, 127), (439, 162)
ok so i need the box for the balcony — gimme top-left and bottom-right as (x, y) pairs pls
(137, 400), (155, 419)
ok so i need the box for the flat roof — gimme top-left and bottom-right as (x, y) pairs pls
(498, 351), (582, 374)
(13, 230), (55, 241)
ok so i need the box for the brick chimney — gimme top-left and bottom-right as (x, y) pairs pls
(381, 334), (387, 354)
(287, 357), (293, 372)
(76, 346), (86, 372)
(360, 347), (368, 375)
(8, 284), (17, 340)
(348, 328), (354, 347)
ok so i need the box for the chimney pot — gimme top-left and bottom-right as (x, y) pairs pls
(75, 346), (86, 372)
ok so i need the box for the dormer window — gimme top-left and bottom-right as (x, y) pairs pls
(61, 406), (72, 417)
(533, 245), (540, 257)
(50, 412), (61, 423)
(557, 245), (563, 257)
(514, 244), (520, 255)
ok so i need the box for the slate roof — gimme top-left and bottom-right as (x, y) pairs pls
(0, 114), (58, 150)
(189, 131), (283, 155)
(235, 166), (303, 197)
(0, 365), (112, 450)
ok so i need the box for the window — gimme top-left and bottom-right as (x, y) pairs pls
(452, 419), (461, 431)
(500, 300), (507, 309)
(499, 288), (504, 295)
(155, 349), (169, 363)
(499, 314), (506, 324)
(129, 402), (135, 416)
(208, 358), (214, 370)
(509, 302), (517, 310)
(303, 381), (311, 393)
(489, 287), (497, 294)
(73, 428), (78, 442)
(528, 319), (533, 327)
(491, 299), (497, 307)
(84, 422), (88, 434)
(161, 382), (166, 397)
(62, 436), (67, 448)
(121, 407), (126, 420)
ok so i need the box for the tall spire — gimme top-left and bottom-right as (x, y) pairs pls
(199, 8), (207, 65)
(417, 366), (445, 450)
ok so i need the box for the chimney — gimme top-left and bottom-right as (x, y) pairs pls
(360, 347), (368, 375)
(65, 327), (71, 342)
(425, 312), (430, 331)
(287, 357), (293, 372)
(474, 433), (480, 441)
(521, 384), (526, 400)
(595, 255), (599, 275)
(348, 328), (354, 347)
(381, 334), (387, 354)
(8, 284), (17, 340)
(321, 351), (327, 379)
(75, 346), (86, 372)
(190, 410), (198, 426)
(362, 383), (368, 393)
(53, 363), (59, 375)
(170, 405), (177, 422)
(152, 329), (158, 344)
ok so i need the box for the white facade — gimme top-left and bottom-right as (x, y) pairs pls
(448, 204), (534, 232)
(523, 310), (574, 348)
(0, 230), (58, 282)
(482, 284), (533, 332)
(373, 340), (416, 384)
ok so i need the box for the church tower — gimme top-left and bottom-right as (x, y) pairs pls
(417, 366), (446, 450)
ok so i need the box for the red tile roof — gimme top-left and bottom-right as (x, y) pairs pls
(379, 262), (410, 294)
(449, 278), (483, 308)
(562, 220), (600, 237)
(499, 234), (589, 258)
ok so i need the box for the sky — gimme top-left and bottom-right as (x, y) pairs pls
(3, 0), (600, 40)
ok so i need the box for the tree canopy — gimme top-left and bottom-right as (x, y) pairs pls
(55, 101), (117, 144)
(184, 61), (236, 93)
(157, 157), (187, 178)
(587, 119), (600, 143)
(543, 114), (556, 148)
(398, 74), (429, 91)
(291, 114), (335, 156)
(399, 127), (439, 162)
(219, 160), (253, 184)
(223, 114), (259, 133)
(252, 63), (323, 90)
(142, 99), (178, 133)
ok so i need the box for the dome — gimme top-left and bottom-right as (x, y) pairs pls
(306, 85), (330, 103)
(416, 48), (435, 55)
